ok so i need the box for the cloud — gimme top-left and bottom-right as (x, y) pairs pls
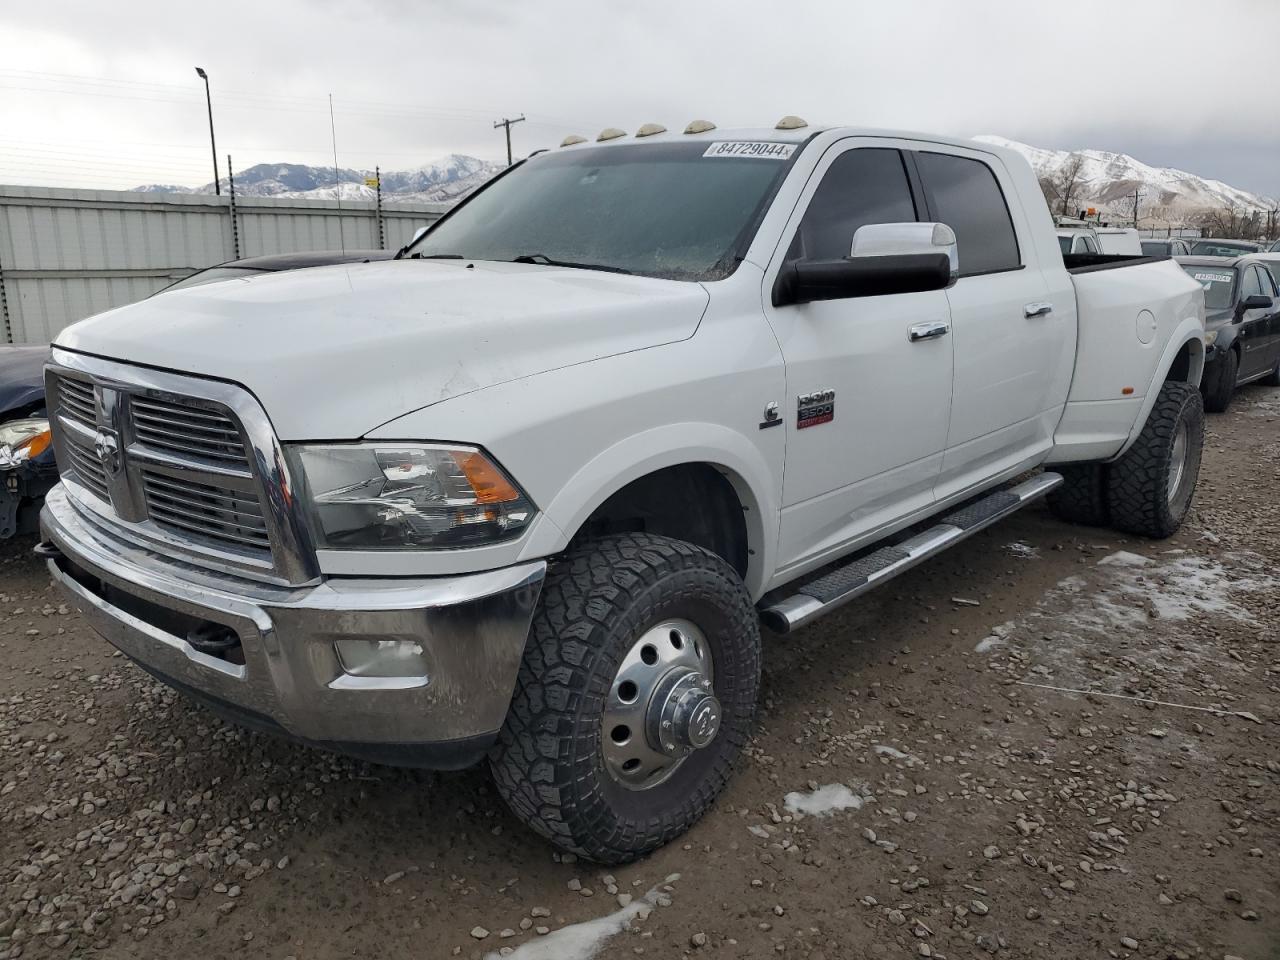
(2, 0), (1277, 193)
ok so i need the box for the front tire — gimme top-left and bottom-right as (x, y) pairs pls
(490, 533), (760, 864)
(1107, 380), (1204, 539)
(1201, 349), (1237, 413)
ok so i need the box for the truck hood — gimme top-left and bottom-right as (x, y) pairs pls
(55, 260), (709, 439)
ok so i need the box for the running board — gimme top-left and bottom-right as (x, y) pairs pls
(759, 473), (1063, 634)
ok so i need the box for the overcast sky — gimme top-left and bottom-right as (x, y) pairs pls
(2, 0), (1277, 197)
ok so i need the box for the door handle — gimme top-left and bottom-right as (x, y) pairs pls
(1024, 302), (1053, 318)
(908, 321), (950, 342)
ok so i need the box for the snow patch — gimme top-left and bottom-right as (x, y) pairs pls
(487, 875), (680, 960)
(1005, 541), (1040, 559)
(783, 783), (863, 817)
(975, 621), (1015, 654)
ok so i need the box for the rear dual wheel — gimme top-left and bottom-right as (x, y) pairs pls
(490, 533), (760, 864)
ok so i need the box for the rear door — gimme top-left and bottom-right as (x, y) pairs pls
(761, 141), (953, 575)
(912, 148), (1076, 499)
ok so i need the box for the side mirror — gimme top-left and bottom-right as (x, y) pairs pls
(773, 222), (959, 307)
(1240, 294), (1272, 312)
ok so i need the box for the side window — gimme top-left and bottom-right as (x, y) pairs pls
(1265, 264), (1280, 294)
(915, 152), (1021, 276)
(1240, 267), (1263, 298)
(787, 148), (917, 262)
(1082, 236), (1099, 254)
(1255, 267), (1275, 297)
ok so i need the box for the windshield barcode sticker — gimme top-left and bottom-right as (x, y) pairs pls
(1192, 272), (1233, 284)
(703, 141), (795, 160)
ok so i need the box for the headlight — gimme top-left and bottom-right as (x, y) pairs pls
(291, 443), (536, 549)
(0, 418), (51, 463)
(1203, 329), (1218, 347)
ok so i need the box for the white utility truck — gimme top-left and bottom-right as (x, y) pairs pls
(39, 119), (1206, 863)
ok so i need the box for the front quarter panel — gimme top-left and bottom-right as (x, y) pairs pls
(357, 267), (787, 599)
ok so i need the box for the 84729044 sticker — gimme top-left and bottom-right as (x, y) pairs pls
(702, 141), (795, 160)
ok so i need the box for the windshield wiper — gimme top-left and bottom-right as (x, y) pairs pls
(408, 252), (466, 260)
(510, 253), (632, 275)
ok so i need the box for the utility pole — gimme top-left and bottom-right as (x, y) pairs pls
(1131, 187), (1142, 229)
(194, 67), (220, 195)
(227, 154), (240, 259)
(493, 115), (526, 166)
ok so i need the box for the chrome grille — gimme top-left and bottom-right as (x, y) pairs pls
(61, 429), (111, 501)
(130, 396), (249, 463)
(48, 365), (286, 575)
(141, 470), (272, 552)
(57, 376), (97, 430)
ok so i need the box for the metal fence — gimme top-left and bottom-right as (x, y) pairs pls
(0, 185), (447, 345)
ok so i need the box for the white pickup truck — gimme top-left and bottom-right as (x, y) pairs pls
(39, 120), (1206, 864)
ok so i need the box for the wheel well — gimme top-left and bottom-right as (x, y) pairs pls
(572, 464), (749, 578)
(1164, 337), (1205, 385)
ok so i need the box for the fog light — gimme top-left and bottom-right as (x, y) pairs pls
(334, 638), (429, 679)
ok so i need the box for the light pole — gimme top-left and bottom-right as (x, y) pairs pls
(194, 67), (221, 195)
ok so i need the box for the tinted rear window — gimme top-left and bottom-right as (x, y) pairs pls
(1141, 240), (1171, 256)
(916, 152), (1020, 276)
(1181, 265), (1236, 310)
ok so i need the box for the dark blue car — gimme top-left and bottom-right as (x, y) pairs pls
(0, 345), (56, 539)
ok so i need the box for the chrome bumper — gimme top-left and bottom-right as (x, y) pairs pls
(40, 485), (545, 766)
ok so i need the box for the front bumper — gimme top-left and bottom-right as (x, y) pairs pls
(40, 485), (545, 768)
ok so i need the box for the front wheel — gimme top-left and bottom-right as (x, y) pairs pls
(490, 533), (761, 864)
(1201, 349), (1237, 413)
(1107, 380), (1204, 539)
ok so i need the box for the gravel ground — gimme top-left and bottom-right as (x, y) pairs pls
(2, 385), (1277, 960)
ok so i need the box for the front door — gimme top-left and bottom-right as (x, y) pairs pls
(762, 141), (953, 578)
(1237, 264), (1280, 380)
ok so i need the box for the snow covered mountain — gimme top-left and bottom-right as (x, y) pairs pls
(131, 154), (504, 204)
(975, 135), (1276, 217)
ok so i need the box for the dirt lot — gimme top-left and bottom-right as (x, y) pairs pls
(2, 386), (1277, 960)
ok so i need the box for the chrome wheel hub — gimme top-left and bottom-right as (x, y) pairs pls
(602, 618), (718, 790)
(1168, 420), (1189, 506)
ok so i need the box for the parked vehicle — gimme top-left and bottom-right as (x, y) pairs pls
(0, 346), (56, 540)
(1094, 226), (1144, 255)
(1176, 256), (1280, 411)
(1270, 238), (1280, 253)
(1141, 238), (1193, 257)
(37, 120), (1207, 863)
(158, 249), (395, 293)
(1190, 238), (1262, 257)
(1057, 226), (1101, 255)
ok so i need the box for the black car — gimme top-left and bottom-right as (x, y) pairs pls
(0, 345), (57, 539)
(1189, 238), (1262, 257)
(0, 248), (399, 539)
(1141, 237), (1192, 257)
(159, 248), (394, 293)
(1176, 256), (1280, 411)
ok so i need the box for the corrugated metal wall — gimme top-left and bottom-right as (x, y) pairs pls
(0, 186), (447, 344)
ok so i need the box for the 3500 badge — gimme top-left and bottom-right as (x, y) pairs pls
(797, 389), (835, 429)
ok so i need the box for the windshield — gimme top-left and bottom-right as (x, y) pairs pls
(1057, 235), (1072, 255)
(160, 266), (266, 292)
(1181, 265), (1236, 310)
(1190, 240), (1259, 257)
(404, 140), (800, 281)
(1141, 240), (1171, 256)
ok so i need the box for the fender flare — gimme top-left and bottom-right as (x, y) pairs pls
(1113, 317), (1204, 460)
(514, 422), (780, 599)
